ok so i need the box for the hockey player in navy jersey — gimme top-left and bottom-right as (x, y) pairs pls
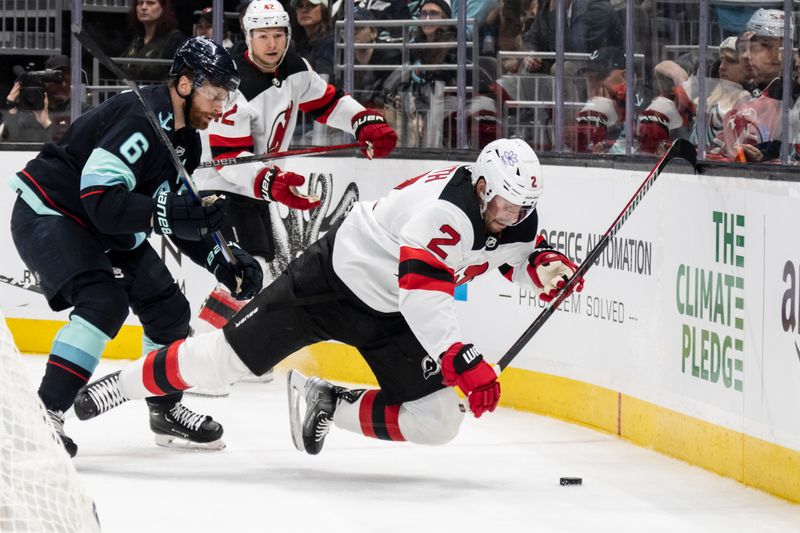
(192, 0), (398, 340)
(75, 138), (584, 454)
(8, 37), (263, 456)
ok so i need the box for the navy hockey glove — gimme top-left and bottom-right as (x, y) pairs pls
(527, 247), (584, 302)
(206, 242), (263, 300)
(253, 166), (320, 210)
(153, 191), (227, 241)
(352, 110), (397, 158)
(441, 342), (500, 418)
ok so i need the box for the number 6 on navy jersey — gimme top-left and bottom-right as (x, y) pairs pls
(120, 132), (149, 164)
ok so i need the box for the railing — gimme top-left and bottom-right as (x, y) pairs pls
(0, 0), (62, 55)
(334, 18), (478, 148)
(3, 0), (800, 165)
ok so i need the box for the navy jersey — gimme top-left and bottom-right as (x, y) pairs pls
(9, 85), (201, 252)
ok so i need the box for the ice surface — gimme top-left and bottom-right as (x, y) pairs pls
(17, 356), (800, 533)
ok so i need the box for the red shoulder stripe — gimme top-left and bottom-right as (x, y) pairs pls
(299, 84), (336, 114)
(399, 246), (452, 275)
(209, 134), (254, 149)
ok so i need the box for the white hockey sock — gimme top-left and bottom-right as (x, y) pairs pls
(333, 387), (465, 445)
(118, 330), (252, 399)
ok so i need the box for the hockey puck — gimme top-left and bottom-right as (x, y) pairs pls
(559, 477), (582, 486)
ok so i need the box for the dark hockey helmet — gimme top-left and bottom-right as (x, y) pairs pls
(170, 36), (240, 93)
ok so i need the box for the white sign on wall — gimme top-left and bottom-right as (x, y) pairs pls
(2, 151), (799, 452)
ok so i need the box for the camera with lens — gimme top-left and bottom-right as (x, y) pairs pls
(12, 63), (64, 112)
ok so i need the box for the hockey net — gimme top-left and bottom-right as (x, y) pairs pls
(0, 311), (100, 532)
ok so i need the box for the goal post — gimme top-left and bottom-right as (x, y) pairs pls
(0, 311), (101, 533)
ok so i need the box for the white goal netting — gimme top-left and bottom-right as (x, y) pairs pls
(0, 311), (100, 532)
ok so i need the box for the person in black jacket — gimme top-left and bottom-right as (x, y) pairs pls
(8, 37), (262, 457)
(520, 0), (622, 74)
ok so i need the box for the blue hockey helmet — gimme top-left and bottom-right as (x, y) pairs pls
(170, 36), (240, 93)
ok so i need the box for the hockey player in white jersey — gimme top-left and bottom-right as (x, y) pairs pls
(193, 0), (398, 331)
(74, 138), (584, 454)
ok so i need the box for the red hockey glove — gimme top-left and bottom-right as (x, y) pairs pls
(441, 342), (500, 418)
(352, 110), (397, 158)
(254, 166), (320, 210)
(527, 247), (584, 302)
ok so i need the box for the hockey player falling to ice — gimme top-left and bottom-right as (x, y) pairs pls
(8, 37), (263, 457)
(75, 138), (583, 454)
(193, 0), (398, 335)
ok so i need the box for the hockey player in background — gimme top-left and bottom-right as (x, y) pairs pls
(193, 0), (398, 339)
(8, 37), (263, 456)
(74, 138), (583, 454)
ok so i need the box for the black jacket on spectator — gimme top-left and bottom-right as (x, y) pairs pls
(522, 0), (623, 59)
(295, 31), (335, 80)
(353, 47), (402, 110)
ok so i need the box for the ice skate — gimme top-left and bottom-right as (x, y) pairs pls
(287, 370), (342, 455)
(74, 371), (130, 420)
(148, 402), (226, 450)
(47, 409), (78, 458)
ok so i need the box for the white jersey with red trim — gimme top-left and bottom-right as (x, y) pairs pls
(192, 47), (366, 196)
(332, 164), (543, 358)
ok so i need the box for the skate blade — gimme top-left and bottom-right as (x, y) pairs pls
(287, 369), (307, 452)
(154, 434), (226, 451)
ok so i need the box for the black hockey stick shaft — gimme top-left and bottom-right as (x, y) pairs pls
(496, 138), (698, 372)
(71, 24), (238, 266)
(196, 141), (373, 169)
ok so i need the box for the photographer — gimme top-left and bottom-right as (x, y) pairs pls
(2, 55), (72, 143)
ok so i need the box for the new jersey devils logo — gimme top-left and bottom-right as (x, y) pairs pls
(421, 355), (441, 380)
(268, 101), (293, 154)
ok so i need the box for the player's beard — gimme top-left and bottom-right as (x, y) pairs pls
(184, 92), (212, 130)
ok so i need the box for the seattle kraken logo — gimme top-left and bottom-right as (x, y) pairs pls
(158, 112), (173, 131)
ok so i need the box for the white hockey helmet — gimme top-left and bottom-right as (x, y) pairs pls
(746, 8), (794, 40)
(243, 0), (292, 66)
(473, 138), (543, 225)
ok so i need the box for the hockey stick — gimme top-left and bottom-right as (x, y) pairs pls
(196, 141), (374, 169)
(71, 24), (238, 266)
(496, 138), (698, 372)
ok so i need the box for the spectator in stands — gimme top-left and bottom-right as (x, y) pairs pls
(565, 46), (628, 153)
(194, 6), (235, 49)
(482, 0), (538, 71)
(1, 55), (73, 143)
(330, 0), (411, 40)
(712, 9), (798, 162)
(383, 0), (458, 146)
(351, 7), (401, 109)
(520, 0), (623, 75)
(410, 0), (457, 86)
(636, 36), (750, 155)
(291, 0), (335, 79)
(122, 0), (187, 82)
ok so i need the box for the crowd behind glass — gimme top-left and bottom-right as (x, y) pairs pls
(2, 0), (799, 165)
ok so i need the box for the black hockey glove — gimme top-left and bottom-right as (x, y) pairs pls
(153, 191), (227, 241)
(206, 242), (263, 300)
